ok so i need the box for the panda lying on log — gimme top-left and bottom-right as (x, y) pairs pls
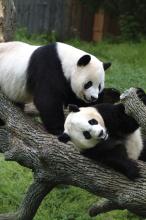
(59, 91), (146, 180)
(0, 41), (112, 135)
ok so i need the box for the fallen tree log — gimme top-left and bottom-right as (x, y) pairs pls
(0, 90), (146, 220)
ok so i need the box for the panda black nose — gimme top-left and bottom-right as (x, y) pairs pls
(91, 96), (98, 102)
(98, 130), (103, 137)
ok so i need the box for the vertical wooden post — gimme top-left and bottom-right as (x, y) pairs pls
(93, 9), (105, 42)
(0, 0), (16, 42)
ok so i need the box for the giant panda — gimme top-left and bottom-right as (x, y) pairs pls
(58, 103), (145, 180)
(0, 41), (111, 135)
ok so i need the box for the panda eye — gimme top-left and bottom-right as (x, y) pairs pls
(84, 81), (93, 90)
(83, 131), (91, 139)
(88, 119), (98, 125)
(98, 84), (101, 91)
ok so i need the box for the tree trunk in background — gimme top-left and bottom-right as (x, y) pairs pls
(0, 0), (16, 42)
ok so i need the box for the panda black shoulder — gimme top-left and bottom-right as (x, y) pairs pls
(26, 43), (66, 93)
(93, 103), (139, 135)
(93, 103), (116, 122)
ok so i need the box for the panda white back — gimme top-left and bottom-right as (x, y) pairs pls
(0, 41), (39, 102)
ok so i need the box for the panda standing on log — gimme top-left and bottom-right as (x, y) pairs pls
(59, 100), (146, 180)
(0, 41), (111, 135)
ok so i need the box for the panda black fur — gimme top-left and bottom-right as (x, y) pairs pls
(0, 41), (111, 134)
(59, 103), (145, 180)
(135, 88), (146, 161)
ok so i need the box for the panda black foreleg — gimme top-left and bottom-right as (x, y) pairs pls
(33, 92), (64, 135)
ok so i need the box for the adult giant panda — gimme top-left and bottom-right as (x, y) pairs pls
(0, 41), (111, 134)
(59, 103), (145, 180)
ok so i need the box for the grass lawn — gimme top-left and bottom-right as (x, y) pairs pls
(0, 35), (146, 220)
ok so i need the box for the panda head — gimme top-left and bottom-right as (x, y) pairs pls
(71, 54), (111, 103)
(58, 104), (108, 150)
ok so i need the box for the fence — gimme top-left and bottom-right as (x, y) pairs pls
(14, 0), (94, 41)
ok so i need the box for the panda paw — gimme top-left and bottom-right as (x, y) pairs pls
(136, 88), (146, 105)
(125, 163), (141, 180)
(58, 132), (71, 143)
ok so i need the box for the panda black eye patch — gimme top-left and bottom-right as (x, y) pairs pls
(84, 81), (93, 90)
(88, 119), (98, 125)
(83, 131), (91, 139)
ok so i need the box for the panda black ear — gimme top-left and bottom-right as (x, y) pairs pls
(103, 62), (111, 70)
(77, 55), (91, 66)
(68, 104), (80, 112)
(58, 133), (71, 143)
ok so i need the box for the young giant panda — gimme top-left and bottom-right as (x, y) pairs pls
(0, 41), (111, 135)
(59, 103), (145, 180)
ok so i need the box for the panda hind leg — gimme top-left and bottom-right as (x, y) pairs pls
(101, 154), (140, 180)
(82, 144), (140, 180)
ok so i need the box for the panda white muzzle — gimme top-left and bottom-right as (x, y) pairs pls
(90, 126), (108, 141)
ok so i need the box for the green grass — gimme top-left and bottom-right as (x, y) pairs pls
(1, 34), (146, 219)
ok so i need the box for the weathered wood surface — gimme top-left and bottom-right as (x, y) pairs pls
(0, 0), (16, 42)
(0, 90), (146, 219)
(120, 87), (146, 136)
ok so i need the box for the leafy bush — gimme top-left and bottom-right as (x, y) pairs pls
(118, 0), (146, 41)
(80, 0), (146, 41)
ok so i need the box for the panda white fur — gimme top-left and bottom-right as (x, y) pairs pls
(59, 103), (145, 180)
(0, 41), (111, 135)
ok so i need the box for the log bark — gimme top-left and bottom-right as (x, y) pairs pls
(0, 0), (16, 42)
(0, 90), (146, 219)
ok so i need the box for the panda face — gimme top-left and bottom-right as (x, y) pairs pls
(57, 43), (111, 104)
(63, 106), (108, 150)
(71, 56), (105, 103)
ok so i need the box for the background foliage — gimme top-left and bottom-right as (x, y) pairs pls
(80, 0), (146, 41)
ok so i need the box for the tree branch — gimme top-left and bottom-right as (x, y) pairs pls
(89, 199), (122, 217)
(120, 87), (146, 136)
(0, 91), (146, 219)
(0, 180), (54, 220)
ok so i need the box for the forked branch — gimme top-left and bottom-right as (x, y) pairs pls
(0, 90), (146, 220)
